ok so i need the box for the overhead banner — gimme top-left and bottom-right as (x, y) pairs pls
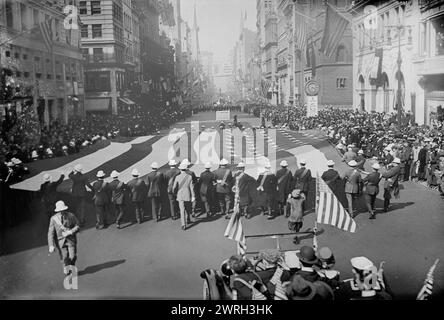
(307, 96), (319, 117)
(216, 110), (230, 121)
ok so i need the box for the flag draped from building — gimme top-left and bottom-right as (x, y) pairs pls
(224, 210), (247, 255)
(295, 17), (308, 54)
(261, 78), (272, 98)
(320, 4), (349, 58)
(39, 19), (53, 53)
(316, 176), (357, 233)
(417, 259), (439, 300)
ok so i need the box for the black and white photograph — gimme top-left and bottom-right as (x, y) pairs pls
(0, 0), (443, 303)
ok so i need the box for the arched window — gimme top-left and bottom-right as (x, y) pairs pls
(335, 45), (347, 62)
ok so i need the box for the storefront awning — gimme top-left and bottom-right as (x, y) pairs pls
(118, 97), (135, 105)
(85, 98), (111, 112)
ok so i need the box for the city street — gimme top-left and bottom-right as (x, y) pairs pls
(0, 112), (443, 299)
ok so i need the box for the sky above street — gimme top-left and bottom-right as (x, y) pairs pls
(180, 0), (257, 63)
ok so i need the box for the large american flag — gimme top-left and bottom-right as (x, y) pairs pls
(320, 4), (349, 58)
(224, 207), (247, 255)
(39, 19), (53, 53)
(295, 16), (308, 54)
(417, 259), (439, 300)
(316, 176), (357, 233)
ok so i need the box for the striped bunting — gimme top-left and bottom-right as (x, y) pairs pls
(224, 207), (246, 255)
(316, 176), (356, 233)
(39, 18), (53, 53)
(320, 4), (349, 59)
(269, 267), (288, 300)
(417, 259), (439, 300)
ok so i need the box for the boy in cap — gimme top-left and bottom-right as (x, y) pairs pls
(146, 162), (165, 222)
(109, 170), (127, 229)
(343, 160), (363, 218)
(286, 189), (305, 244)
(127, 168), (146, 224)
(92, 170), (111, 229)
(48, 201), (80, 276)
(165, 160), (180, 220)
(199, 162), (217, 217)
(362, 163), (382, 219)
(68, 164), (93, 226)
(276, 160), (293, 216)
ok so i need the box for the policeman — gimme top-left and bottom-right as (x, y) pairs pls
(382, 158), (401, 212)
(276, 160), (293, 217)
(256, 163), (278, 219)
(165, 160), (180, 220)
(343, 160), (363, 218)
(199, 162), (217, 217)
(213, 159), (233, 219)
(362, 163), (382, 219)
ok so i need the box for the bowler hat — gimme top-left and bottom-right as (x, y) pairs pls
(297, 246), (318, 265)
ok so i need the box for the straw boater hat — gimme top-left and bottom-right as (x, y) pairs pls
(131, 168), (140, 177)
(181, 159), (190, 166)
(237, 162), (245, 169)
(299, 159), (306, 165)
(54, 200), (68, 212)
(96, 170), (105, 178)
(348, 160), (358, 167)
(74, 164), (83, 173)
(392, 158), (401, 164)
(169, 159), (177, 166)
(110, 170), (119, 179)
(205, 162), (212, 169)
(280, 160), (288, 167)
(220, 158), (228, 166)
(43, 173), (51, 182)
(327, 160), (335, 167)
(151, 162), (159, 169)
(350, 256), (374, 272)
(179, 162), (188, 170)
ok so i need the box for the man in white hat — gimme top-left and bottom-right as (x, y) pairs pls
(335, 257), (392, 300)
(356, 150), (366, 171)
(173, 162), (195, 230)
(276, 160), (293, 217)
(321, 160), (341, 191)
(256, 162), (278, 219)
(233, 162), (255, 219)
(362, 163), (382, 219)
(343, 160), (363, 218)
(48, 200), (80, 276)
(381, 158), (401, 212)
(127, 168), (146, 224)
(68, 164), (93, 226)
(165, 160), (180, 220)
(213, 158), (233, 219)
(199, 162), (217, 217)
(146, 162), (165, 222)
(342, 146), (357, 164)
(40, 171), (65, 219)
(108, 170), (127, 229)
(293, 159), (312, 211)
(91, 170), (111, 229)
(182, 159), (199, 217)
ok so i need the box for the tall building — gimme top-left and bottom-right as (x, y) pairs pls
(0, 0), (85, 124)
(351, 0), (444, 125)
(80, 0), (140, 114)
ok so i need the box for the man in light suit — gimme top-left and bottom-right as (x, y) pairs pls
(146, 162), (165, 222)
(68, 164), (93, 226)
(343, 160), (363, 218)
(48, 201), (80, 275)
(165, 160), (180, 220)
(127, 168), (146, 224)
(109, 170), (127, 229)
(91, 170), (111, 229)
(173, 162), (195, 230)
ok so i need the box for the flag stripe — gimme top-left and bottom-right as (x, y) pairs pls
(320, 5), (349, 58)
(40, 19), (53, 52)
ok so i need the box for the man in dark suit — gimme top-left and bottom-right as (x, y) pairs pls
(321, 160), (341, 191)
(199, 162), (217, 217)
(343, 160), (363, 218)
(183, 159), (199, 217)
(48, 201), (80, 275)
(234, 162), (256, 219)
(40, 172), (65, 219)
(91, 170), (111, 229)
(356, 150), (366, 171)
(293, 159), (312, 211)
(68, 164), (92, 226)
(165, 160), (180, 220)
(127, 168), (146, 224)
(276, 160), (293, 217)
(362, 163), (382, 219)
(382, 158), (401, 212)
(109, 170), (127, 229)
(213, 159), (234, 219)
(256, 163), (278, 219)
(146, 162), (165, 222)
(292, 246), (322, 283)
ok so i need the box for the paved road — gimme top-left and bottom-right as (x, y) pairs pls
(0, 112), (443, 299)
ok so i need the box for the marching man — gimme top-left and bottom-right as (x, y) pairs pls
(256, 163), (278, 220)
(213, 159), (233, 219)
(48, 201), (80, 276)
(276, 160), (293, 217)
(173, 162), (195, 230)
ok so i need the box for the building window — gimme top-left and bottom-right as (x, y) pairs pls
(79, 1), (87, 14)
(93, 48), (104, 62)
(335, 45), (347, 62)
(16, 71), (21, 78)
(85, 71), (111, 92)
(5, 51), (10, 57)
(33, 9), (40, 24)
(337, 78), (346, 89)
(81, 24), (88, 38)
(92, 24), (102, 38)
(36, 73), (42, 79)
(432, 15), (444, 56)
(14, 52), (20, 59)
(24, 72), (30, 78)
(91, 1), (101, 15)
(47, 74), (52, 80)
